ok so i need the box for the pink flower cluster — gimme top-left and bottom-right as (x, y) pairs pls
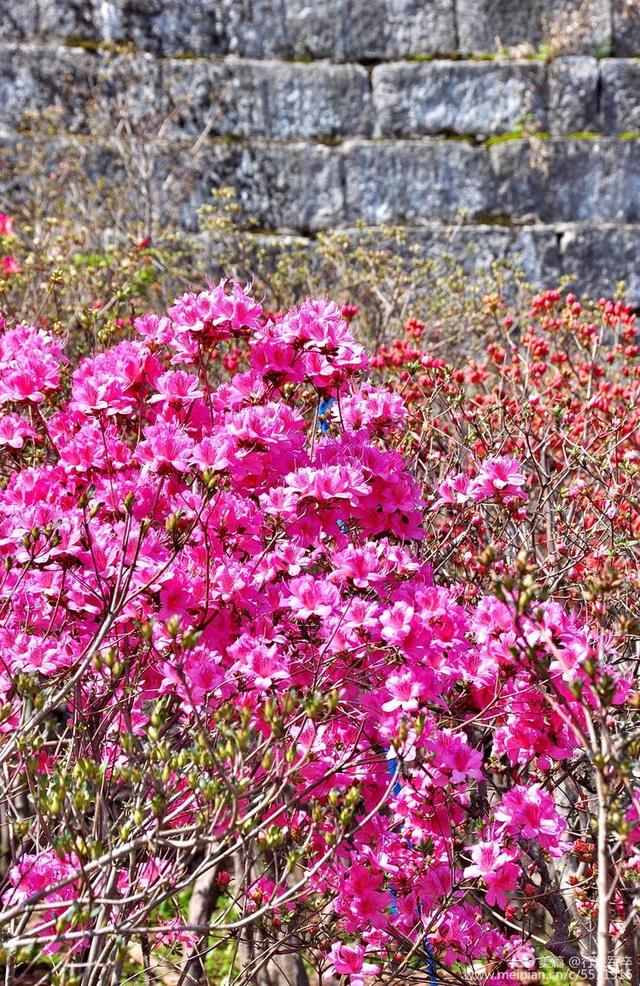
(0, 324), (66, 405)
(435, 456), (528, 508)
(0, 280), (633, 981)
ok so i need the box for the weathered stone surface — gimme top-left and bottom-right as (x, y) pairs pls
(0, 0), (95, 43)
(195, 141), (345, 231)
(559, 224), (640, 302)
(497, 225), (562, 282)
(0, 45), (162, 132)
(143, 141), (346, 232)
(0, 1), (222, 49)
(90, 0), (458, 57)
(11, 134), (634, 232)
(548, 57), (599, 134)
(4, 124), (640, 301)
(0, 45), (90, 132)
(0, 134), (128, 215)
(404, 223), (640, 305)
(0, 46), (371, 140)
(457, 0), (612, 55)
(9, 41), (640, 148)
(372, 61), (546, 138)
(3, 0), (640, 306)
(0, 0), (457, 58)
(7, 0), (640, 58)
(346, 224), (562, 284)
(270, 0), (457, 59)
(600, 59), (640, 133)
(0, 133), (345, 232)
(490, 138), (640, 222)
(164, 59), (372, 140)
(194, 222), (564, 297)
(342, 140), (497, 223)
(0, 2), (34, 39)
(613, 0), (640, 56)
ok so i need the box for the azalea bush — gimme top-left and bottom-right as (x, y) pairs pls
(372, 288), (640, 619)
(0, 265), (639, 986)
(369, 289), (640, 983)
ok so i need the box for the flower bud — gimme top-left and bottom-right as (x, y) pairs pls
(166, 615), (181, 638)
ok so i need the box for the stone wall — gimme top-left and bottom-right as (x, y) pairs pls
(2, 0), (640, 299)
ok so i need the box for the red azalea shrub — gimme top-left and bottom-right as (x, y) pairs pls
(0, 277), (637, 986)
(373, 291), (640, 613)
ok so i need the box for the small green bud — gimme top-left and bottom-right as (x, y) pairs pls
(166, 615), (181, 638)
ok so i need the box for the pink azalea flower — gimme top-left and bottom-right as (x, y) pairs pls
(168, 279), (262, 340)
(281, 576), (341, 620)
(149, 370), (203, 405)
(137, 419), (194, 473)
(382, 669), (426, 713)
(379, 601), (414, 645)
(470, 456), (528, 503)
(434, 472), (473, 506)
(327, 942), (381, 986)
(165, 646), (223, 706)
(0, 325), (65, 405)
(0, 281), (630, 979)
(1, 255), (21, 275)
(0, 413), (36, 449)
(4, 851), (80, 952)
(285, 464), (369, 504)
(229, 634), (290, 690)
(464, 841), (519, 908)
(495, 784), (568, 854)
(0, 360), (59, 403)
(134, 312), (175, 344)
(0, 212), (14, 236)
(331, 543), (388, 588)
(427, 730), (484, 785)
(339, 386), (407, 436)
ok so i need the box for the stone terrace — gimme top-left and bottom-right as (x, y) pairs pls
(2, 0), (640, 300)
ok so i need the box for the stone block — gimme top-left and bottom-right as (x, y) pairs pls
(0, 44), (163, 132)
(0, 133), (345, 233)
(347, 223), (562, 284)
(490, 137), (640, 222)
(457, 0), (612, 55)
(373, 60), (546, 138)
(164, 59), (372, 140)
(548, 56), (599, 133)
(342, 139), (498, 223)
(558, 223), (640, 303)
(613, 0), (640, 56)
(0, 45), (92, 132)
(599, 59), (640, 133)
(0, 0), (216, 50)
(167, 141), (346, 232)
(112, 0), (457, 58)
(273, 0), (457, 59)
(0, 0), (93, 42)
